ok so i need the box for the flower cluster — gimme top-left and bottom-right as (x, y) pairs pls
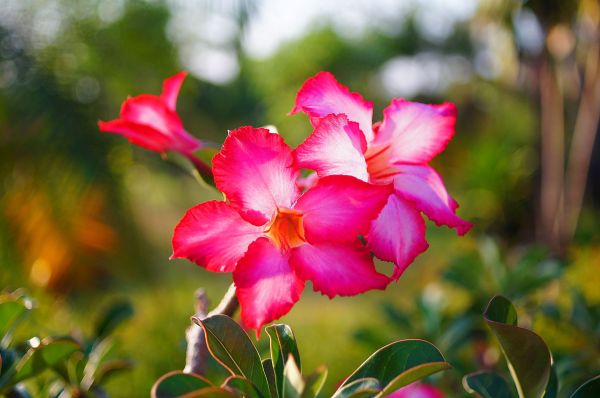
(100, 72), (470, 332)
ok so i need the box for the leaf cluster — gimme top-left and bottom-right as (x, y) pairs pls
(0, 291), (133, 397)
(152, 316), (450, 398)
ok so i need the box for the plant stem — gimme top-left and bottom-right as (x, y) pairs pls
(184, 283), (239, 375)
(563, 41), (600, 244)
(184, 152), (214, 187)
(538, 58), (565, 254)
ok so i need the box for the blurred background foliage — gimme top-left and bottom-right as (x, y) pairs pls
(0, 0), (599, 396)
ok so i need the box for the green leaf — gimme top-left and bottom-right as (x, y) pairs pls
(93, 359), (134, 387)
(381, 304), (411, 330)
(0, 293), (32, 343)
(484, 296), (552, 398)
(262, 358), (278, 398)
(301, 366), (327, 398)
(337, 339), (450, 397)
(570, 375), (600, 398)
(463, 371), (515, 398)
(13, 337), (80, 383)
(266, 324), (301, 398)
(195, 315), (270, 398)
(95, 300), (134, 339)
(485, 296), (517, 326)
(283, 355), (303, 398)
(543, 366), (558, 398)
(151, 371), (213, 398)
(223, 376), (264, 398)
(331, 378), (381, 398)
(0, 347), (18, 387)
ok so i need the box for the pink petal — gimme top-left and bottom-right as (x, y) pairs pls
(161, 71), (187, 111)
(294, 114), (369, 181)
(118, 95), (203, 154)
(171, 201), (264, 272)
(393, 164), (472, 235)
(295, 172), (319, 192)
(367, 195), (429, 279)
(121, 95), (184, 138)
(233, 238), (305, 331)
(387, 383), (444, 398)
(290, 72), (375, 142)
(294, 175), (393, 243)
(290, 241), (390, 298)
(213, 127), (300, 225)
(374, 99), (456, 164)
(98, 119), (172, 152)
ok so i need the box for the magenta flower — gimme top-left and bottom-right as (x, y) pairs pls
(99, 72), (203, 156)
(387, 383), (444, 398)
(171, 126), (393, 331)
(291, 72), (472, 278)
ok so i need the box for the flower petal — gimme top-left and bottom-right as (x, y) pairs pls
(294, 114), (368, 181)
(387, 383), (444, 398)
(294, 175), (393, 243)
(367, 194), (429, 279)
(161, 71), (187, 111)
(121, 95), (183, 136)
(171, 201), (264, 272)
(119, 95), (203, 153)
(233, 237), (305, 331)
(295, 172), (319, 192)
(393, 164), (472, 235)
(98, 119), (172, 152)
(291, 72), (374, 142)
(374, 99), (456, 163)
(290, 241), (390, 298)
(213, 127), (300, 225)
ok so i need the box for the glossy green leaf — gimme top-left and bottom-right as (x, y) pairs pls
(570, 375), (600, 398)
(463, 371), (515, 398)
(262, 358), (278, 398)
(484, 296), (552, 398)
(195, 315), (270, 398)
(301, 366), (327, 398)
(266, 324), (301, 398)
(95, 300), (134, 339)
(331, 378), (381, 398)
(13, 338), (80, 382)
(223, 375), (264, 398)
(151, 371), (213, 398)
(338, 339), (450, 397)
(283, 355), (303, 398)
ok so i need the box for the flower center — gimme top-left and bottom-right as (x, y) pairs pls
(365, 144), (399, 184)
(265, 208), (306, 251)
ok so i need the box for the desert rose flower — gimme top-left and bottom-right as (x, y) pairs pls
(387, 382), (444, 398)
(171, 126), (393, 331)
(291, 72), (472, 278)
(99, 72), (203, 157)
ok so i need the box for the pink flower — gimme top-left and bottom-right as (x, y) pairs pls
(387, 383), (444, 398)
(99, 72), (203, 156)
(171, 126), (393, 331)
(291, 72), (472, 278)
